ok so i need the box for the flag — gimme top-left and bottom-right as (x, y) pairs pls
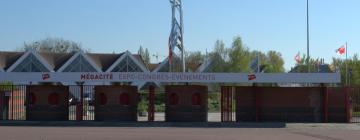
(294, 53), (301, 64)
(168, 20), (182, 65)
(248, 74), (256, 81)
(168, 37), (173, 65)
(336, 45), (346, 55)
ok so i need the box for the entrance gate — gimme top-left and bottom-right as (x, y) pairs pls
(221, 86), (234, 122)
(351, 87), (360, 123)
(0, 72), (347, 122)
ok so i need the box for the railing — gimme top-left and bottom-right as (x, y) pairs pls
(350, 87), (360, 123)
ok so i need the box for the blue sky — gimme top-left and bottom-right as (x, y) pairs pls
(0, 0), (359, 70)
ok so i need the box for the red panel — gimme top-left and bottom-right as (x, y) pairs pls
(29, 92), (36, 105)
(192, 93), (201, 106)
(48, 93), (59, 106)
(99, 93), (107, 105)
(169, 93), (179, 105)
(120, 93), (130, 106)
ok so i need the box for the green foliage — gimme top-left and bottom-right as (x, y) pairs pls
(186, 51), (204, 66)
(138, 46), (151, 65)
(138, 99), (147, 113)
(208, 93), (220, 112)
(332, 54), (360, 86)
(209, 40), (228, 72)
(208, 36), (285, 73)
(21, 37), (86, 53)
(0, 81), (13, 91)
(264, 51), (285, 73)
(155, 103), (165, 112)
(290, 54), (326, 73)
(228, 37), (251, 72)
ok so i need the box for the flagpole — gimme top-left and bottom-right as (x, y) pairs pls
(257, 52), (260, 73)
(306, 0), (310, 74)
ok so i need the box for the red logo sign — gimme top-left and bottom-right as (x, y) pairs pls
(42, 74), (50, 80)
(248, 74), (256, 81)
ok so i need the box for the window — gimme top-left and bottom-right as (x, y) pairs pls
(13, 53), (50, 72)
(63, 55), (97, 72)
(112, 56), (143, 72)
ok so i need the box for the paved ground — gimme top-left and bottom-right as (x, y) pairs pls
(138, 112), (224, 122)
(0, 123), (360, 140)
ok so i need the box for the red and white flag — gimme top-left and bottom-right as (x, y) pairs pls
(294, 53), (301, 64)
(168, 37), (173, 65)
(336, 45), (346, 55)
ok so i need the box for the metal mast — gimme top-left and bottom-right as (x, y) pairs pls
(169, 0), (185, 72)
(307, 0), (310, 73)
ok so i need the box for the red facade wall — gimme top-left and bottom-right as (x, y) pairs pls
(236, 86), (348, 123)
(327, 87), (347, 122)
(26, 85), (69, 121)
(94, 86), (138, 121)
(165, 85), (208, 122)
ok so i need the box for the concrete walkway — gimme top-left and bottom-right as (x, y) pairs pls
(0, 123), (359, 140)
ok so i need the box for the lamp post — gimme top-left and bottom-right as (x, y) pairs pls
(307, 0), (310, 73)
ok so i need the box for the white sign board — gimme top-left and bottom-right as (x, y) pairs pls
(0, 72), (341, 84)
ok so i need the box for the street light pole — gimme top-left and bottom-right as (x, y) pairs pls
(307, 0), (310, 73)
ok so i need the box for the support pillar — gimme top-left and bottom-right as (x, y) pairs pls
(221, 86), (224, 122)
(253, 85), (260, 122)
(322, 84), (329, 123)
(76, 84), (84, 121)
(0, 91), (4, 120)
(148, 85), (155, 121)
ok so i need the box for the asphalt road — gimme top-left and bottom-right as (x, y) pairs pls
(1, 124), (360, 140)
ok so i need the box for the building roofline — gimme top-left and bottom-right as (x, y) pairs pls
(6, 50), (54, 72)
(57, 51), (102, 72)
(106, 51), (149, 72)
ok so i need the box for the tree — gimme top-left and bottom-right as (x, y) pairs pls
(144, 48), (150, 64)
(263, 51), (285, 73)
(186, 51), (204, 66)
(228, 37), (251, 72)
(332, 54), (360, 86)
(290, 54), (326, 73)
(21, 37), (86, 53)
(209, 40), (229, 72)
(137, 46), (150, 65)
